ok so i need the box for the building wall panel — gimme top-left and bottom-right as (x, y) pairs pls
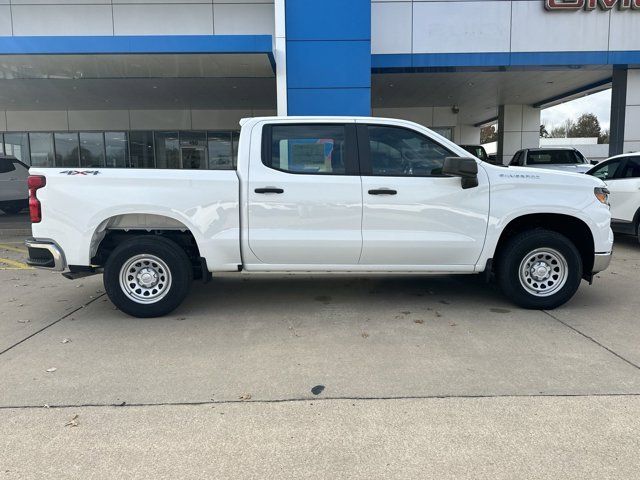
(11, 5), (114, 36)
(0, 6), (12, 36)
(371, 2), (412, 55)
(412, 1), (511, 54)
(214, 3), (274, 35)
(113, 4), (214, 35)
(511, 2), (610, 53)
(129, 110), (192, 130)
(68, 110), (130, 131)
(6, 110), (69, 131)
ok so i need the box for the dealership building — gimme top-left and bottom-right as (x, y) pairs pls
(0, 0), (638, 168)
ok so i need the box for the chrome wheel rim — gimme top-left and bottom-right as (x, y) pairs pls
(119, 254), (172, 304)
(518, 248), (568, 297)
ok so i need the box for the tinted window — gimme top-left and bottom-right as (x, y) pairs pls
(105, 132), (128, 168)
(510, 151), (523, 166)
(590, 159), (622, 180)
(3, 133), (30, 164)
(155, 132), (180, 169)
(30, 133), (55, 167)
(367, 125), (453, 177)
(266, 125), (347, 174)
(620, 157), (640, 178)
(54, 132), (80, 167)
(0, 157), (16, 173)
(527, 150), (580, 165)
(207, 132), (233, 170)
(80, 133), (105, 167)
(129, 131), (155, 168)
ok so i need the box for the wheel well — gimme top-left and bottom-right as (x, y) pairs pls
(494, 214), (595, 276)
(91, 215), (204, 279)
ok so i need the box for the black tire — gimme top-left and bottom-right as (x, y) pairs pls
(497, 229), (582, 310)
(103, 236), (193, 318)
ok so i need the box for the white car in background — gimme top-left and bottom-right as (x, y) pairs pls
(510, 147), (595, 173)
(587, 153), (640, 241)
(0, 154), (29, 214)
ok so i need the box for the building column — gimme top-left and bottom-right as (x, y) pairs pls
(497, 105), (541, 165)
(281, 0), (371, 116)
(609, 67), (640, 156)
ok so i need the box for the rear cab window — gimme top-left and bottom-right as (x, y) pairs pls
(262, 124), (357, 175)
(527, 150), (581, 165)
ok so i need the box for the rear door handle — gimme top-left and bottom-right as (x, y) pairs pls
(368, 188), (397, 195)
(255, 187), (284, 194)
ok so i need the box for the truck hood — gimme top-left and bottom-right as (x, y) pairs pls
(485, 164), (605, 188)
(525, 164), (593, 174)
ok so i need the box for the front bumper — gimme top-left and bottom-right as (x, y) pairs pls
(25, 238), (66, 271)
(592, 251), (612, 274)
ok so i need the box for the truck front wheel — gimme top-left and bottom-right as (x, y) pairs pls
(103, 236), (193, 318)
(497, 229), (582, 310)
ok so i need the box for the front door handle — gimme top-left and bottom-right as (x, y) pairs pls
(255, 187), (284, 194)
(368, 188), (397, 195)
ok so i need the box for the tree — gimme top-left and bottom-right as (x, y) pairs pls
(480, 125), (498, 144)
(567, 113), (601, 139)
(598, 129), (609, 144)
(549, 125), (567, 138)
(540, 124), (549, 138)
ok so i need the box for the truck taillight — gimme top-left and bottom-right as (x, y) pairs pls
(28, 175), (46, 223)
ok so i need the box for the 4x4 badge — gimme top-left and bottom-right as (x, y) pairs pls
(60, 170), (101, 176)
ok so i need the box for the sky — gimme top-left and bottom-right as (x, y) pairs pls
(541, 89), (611, 132)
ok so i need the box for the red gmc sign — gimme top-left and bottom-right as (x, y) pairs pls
(546, 0), (640, 9)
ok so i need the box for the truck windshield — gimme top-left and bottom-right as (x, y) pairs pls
(527, 150), (579, 165)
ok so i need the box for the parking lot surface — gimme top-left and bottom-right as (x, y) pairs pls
(1, 233), (639, 479)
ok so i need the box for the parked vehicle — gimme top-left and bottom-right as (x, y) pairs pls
(587, 152), (640, 241)
(509, 147), (595, 173)
(460, 144), (490, 163)
(0, 154), (29, 214)
(26, 117), (613, 317)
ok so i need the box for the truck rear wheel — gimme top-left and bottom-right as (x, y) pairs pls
(104, 236), (193, 318)
(497, 229), (582, 310)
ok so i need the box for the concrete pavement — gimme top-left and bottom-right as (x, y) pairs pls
(0, 233), (639, 478)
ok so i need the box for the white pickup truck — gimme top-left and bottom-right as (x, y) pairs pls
(25, 117), (613, 318)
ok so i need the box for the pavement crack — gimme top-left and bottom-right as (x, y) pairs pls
(0, 294), (106, 357)
(543, 310), (640, 371)
(2, 392), (640, 410)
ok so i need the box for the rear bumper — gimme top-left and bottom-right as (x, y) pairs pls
(25, 238), (66, 271)
(592, 251), (612, 274)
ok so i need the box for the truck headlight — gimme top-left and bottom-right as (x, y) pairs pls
(594, 187), (609, 206)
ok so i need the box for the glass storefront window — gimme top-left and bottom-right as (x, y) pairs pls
(180, 131), (207, 170)
(155, 132), (180, 169)
(3, 133), (30, 165)
(29, 133), (55, 167)
(232, 131), (240, 168)
(0, 134), (4, 155)
(80, 132), (105, 167)
(54, 132), (80, 167)
(105, 132), (128, 168)
(129, 131), (155, 168)
(207, 132), (233, 170)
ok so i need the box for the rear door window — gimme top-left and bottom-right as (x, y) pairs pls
(619, 157), (640, 178)
(263, 124), (356, 175)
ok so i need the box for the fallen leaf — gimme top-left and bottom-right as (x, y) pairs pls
(239, 393), (251, 401)
(413, 319), (424, 324)
(61, 338), (71, 344)
(65, 414), (79, 427)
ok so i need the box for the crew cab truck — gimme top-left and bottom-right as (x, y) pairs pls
(26, 117), (613, 318)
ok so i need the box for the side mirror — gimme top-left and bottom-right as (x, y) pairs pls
(442, 157), (479, 189)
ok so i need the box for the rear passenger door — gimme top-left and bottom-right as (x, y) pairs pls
(356, 121), (489, 269)
(246, 123), (363, 267)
